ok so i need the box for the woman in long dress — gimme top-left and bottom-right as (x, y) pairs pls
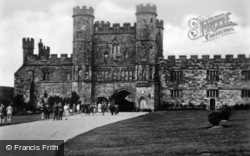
(98, 103), (102, 113)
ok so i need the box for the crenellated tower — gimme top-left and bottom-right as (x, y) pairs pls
(135, 4), (158, 81)
(72, 6), (94, 82)
(135, 4), (159, 110)
(22, 38), (34, 64)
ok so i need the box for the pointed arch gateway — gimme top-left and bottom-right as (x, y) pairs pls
(110, 88), (136, 112)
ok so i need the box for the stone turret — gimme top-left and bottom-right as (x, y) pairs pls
(72, 6), (95, 65)
(136, 3), (157, 41)
(136, 3), (157, 16)
(22, 37), (34, 64)
(38, 39), (50, 59)
(135, 3), (158, 64)
(73, 6), (94, 17)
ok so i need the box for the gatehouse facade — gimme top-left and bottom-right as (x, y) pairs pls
(14, 4), (250, 111)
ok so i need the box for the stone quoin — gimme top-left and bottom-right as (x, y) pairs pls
(14, 4), (250, 111)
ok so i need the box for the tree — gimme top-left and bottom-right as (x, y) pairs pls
(71, 91), (79, 107)
(13, 95), (25, 111)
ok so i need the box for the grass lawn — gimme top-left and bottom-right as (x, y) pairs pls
(64, 110), (250, 156)
(0, 114), (42, 126)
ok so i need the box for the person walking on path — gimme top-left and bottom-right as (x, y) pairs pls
(64, 103), (70, 120)
(85, 103), (90, 116)
(72, 104), (76, 115)
(0, 104), (5, 124)
(109, 104), (115, 115)
(107, 102), (111, 113)
(90, 103), (95, 115)
(40, 103), (45, 120)
(81, 103), (85, 116)
(58, 103), (63, 120)
(6, 104), (13, 124)
(77, 103), (80, 113)
(115, 104), (119, 115)
(101, 103), (106, 116)
(44, 103), (51, 120)
(53, 103), (58, 121)
(98, 103), (102, 114)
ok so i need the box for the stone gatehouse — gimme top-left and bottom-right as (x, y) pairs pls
(14, 4), (250, 111)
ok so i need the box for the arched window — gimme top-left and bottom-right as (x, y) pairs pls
(151, 18), (153, 23)
(112, 37), (121, 58)
(42, 71), (50, 81)
(113, 44), (120, 55)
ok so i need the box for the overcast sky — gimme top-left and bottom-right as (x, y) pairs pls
(0, 0), (249, 87)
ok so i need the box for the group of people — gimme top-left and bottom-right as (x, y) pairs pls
(0, 104), (13, 124)
(80, 102), (120, 116)
(39, 101), (120, 121)
(40, 102), (70, 121)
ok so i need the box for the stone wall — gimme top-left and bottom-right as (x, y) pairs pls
(93, 34), (136, 66)
(135, 83), (155, 110)
(93, 82), (136, 99)
(159, 55), (250, 108)
(14, 65), (72, 103)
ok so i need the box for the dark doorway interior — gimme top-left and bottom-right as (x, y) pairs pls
(110, 90), (135, 112)
(210, 98), (215, 110)
(96, 97), (108, 104)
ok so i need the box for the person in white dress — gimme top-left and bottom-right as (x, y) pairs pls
(98, 103), (102, 113)
(6, 104), (13, 124)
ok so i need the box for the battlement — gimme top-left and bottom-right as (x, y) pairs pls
(73, 6), (94, 17)
(94, 21), (136, 34)
(167, 54), (250, 60)
(22, 37), (34, 49)
(136, 3), (157, 15)
(164, 54), (250, 69)
(50, 54), (72, 60)
(26, 52), (72, 65)
(156, 19), (164, 29)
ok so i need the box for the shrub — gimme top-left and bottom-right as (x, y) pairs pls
(208, 112), (221, 126)
(245, 104), (250, 110)
(233, 104), (239, 110)
(239, 104), (245, 110)
(208, 105), (232, 126)
(220, 106), (231, 120)
(13, 95), (25, 111)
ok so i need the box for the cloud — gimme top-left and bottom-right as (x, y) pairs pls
(0, 1), (74, 87)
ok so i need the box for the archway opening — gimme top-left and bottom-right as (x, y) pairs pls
(96, 97), (108, 104)
(110, 90), (135, 112)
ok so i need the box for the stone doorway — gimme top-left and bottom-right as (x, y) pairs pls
(210, 98), (215, 110)
(110, 90), (135, 112)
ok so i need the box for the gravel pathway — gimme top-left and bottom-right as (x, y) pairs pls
(0, 112), (147, 141)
